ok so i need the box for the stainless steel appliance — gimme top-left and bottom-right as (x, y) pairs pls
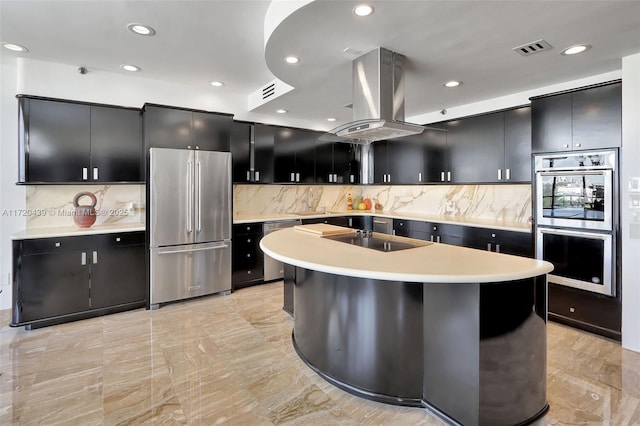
(372, 217), (393, 234)
(263, 220), (301, 281)
(149, 148), (231, 308)
(534, 149), (618, 296)
(535, 150), (615, 231)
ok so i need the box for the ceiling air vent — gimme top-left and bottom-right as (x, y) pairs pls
(262, 83), (275, 100)
(248, 78), (295, 111)
(513, 39), (553, 56)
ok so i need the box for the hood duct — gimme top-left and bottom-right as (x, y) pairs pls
(325, 47), (424, 143)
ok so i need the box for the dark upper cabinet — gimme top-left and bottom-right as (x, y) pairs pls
(315, 137), (334, 184)
(572, 83), (621, 150)
(316, 140), (358, 184)
(372, 141), (388, 183)
(422, 125), (449, 183)
(18, 97), (142, 183)
(254, 124), (274, 183)
(230, 121), (252, 182)
(531, 81), (621, 153)
(274, 127), (316, 183)
(91, 106), (142, 182)
(531, 93), (573, 153)
(373, 140), (407, 184)
(504, 106), (532, 182)
(144, 104), (232, 151)
(448, 113), (504, 183)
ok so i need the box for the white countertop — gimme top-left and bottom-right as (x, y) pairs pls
(260, 227), (552, 284)
(11, 223), (146, 240)
(234, 210), (531, 233)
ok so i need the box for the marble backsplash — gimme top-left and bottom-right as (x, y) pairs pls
(25, 185), (145, 229)
(234, 184), (532, 223)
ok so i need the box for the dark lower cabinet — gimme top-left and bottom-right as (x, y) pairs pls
(548, 284), (621, 340)
(11, 232), (146, 329)
(232, 223), (264, 289)
(463, 227), (534, 257)
(393, 219), (464, 246)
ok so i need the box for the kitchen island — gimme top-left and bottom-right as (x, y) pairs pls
(260, 227), (554, 426)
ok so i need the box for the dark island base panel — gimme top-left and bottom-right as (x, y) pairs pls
(293, 268), (549, 426)
(11, 301), (145, 330)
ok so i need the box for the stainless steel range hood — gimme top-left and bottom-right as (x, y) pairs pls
(326, 47), (424, 143)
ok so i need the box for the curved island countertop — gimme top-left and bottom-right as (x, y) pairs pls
(262, 226), (554, 426)
(260, 227), (553, 283)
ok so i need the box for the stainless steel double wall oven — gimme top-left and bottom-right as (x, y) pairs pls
(534, 149), (618, 296)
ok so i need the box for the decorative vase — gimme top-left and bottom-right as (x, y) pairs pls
(72, 191), (97, 227)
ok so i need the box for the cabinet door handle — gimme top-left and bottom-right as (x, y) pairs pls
(575, 143), (582, 148)
(350, 175), (354, 183)
(436, 236), (441, 243)
(81, 252), (87, 265)
(82, 167), (88, 180)
(498, 169), (502, 180)
(329, 174), (333, 183)
(92, 251), (98, 264)
(418, 172), (422, 182)
(506, 169), (511, 180)
(295, 172), (300, 182)
(290, 172), (295, 182)
(487, 243), (492, 251)
(93, 167), (98, 180)
(496, 244), (501, 253)
(349, 218), (353, 227)
(247, 171), (251, 181)
(563, 144), (570, 148)
(334, 174), (338, 182)
(255, 171), (260, 182)
(387, 174), (391, 183)
(440, 171), (445, 182)
(447, 171), (451, 182)
(430, 235), (434, 242)
(383, 174), (387, 183)
(187, 161), (193, 233)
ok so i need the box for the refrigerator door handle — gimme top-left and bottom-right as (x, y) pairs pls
(196, 161), (202, 232)
(157, 242), (230, 255)
(187, 161), (193, 233)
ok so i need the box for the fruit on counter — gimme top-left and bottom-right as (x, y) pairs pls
(363, 198), (372, 210)
(358, 202), (366, 210)
(375, 202), (383, 210)
(347, 193), (353, 210)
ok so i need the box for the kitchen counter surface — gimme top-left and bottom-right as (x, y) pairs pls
(260, 227), (552, 283)
(11, 223), (146, 240)
(234, 210), (531, 233)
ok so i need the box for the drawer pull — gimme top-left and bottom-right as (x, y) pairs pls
(55, 242), (61, 247)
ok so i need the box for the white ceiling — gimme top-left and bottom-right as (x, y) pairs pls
(2, 0), (640, 129)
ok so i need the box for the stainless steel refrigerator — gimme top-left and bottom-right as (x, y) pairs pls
(149, 147), (231, 308)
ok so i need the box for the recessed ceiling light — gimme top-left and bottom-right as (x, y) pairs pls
(561, 44), (591, 55)
(444, 81), (462, 88)
(127, 23), (156, 36)
(210, 81), (225, 87)
(285, 56), (299, 64)
(276, 109), (287, 114)
(327, 118), (337, 122)
(1, 42), (28, 52)
(121, 64), (140, 72)
(353, 4), (374, 17)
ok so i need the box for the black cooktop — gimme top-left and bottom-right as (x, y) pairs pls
(325, 232), (425, 252)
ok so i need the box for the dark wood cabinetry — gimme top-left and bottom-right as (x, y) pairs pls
(143, 104), (232, 151)
(531, 81), (621, 153)
(230, 122), (274, 183)
(11, 232), (146, 329)
(232, 223), (264, 289)
(274, 127), (316, 183)
(18, 96), (142, 183)
(504, 107), (532, 182)
(392, 219), (463, 245)
(315, 139), (359, 184)
(463, 227), (533, 257)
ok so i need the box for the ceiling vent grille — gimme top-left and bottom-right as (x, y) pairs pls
(513, 39), (553, 56)
(248, 78), (295, 111)
(262, 83), (275, 100)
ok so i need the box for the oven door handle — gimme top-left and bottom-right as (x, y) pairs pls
(536, 170), (611, 177)
(537, 227), (609, 240)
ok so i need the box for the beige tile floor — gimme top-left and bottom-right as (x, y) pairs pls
(1, 281), (639, 425)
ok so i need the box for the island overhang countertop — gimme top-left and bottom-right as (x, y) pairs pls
(260, 227), (553, 284)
